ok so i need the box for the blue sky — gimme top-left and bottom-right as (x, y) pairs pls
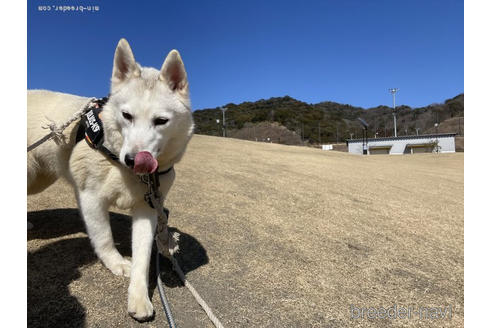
(28, 0), (463, 110)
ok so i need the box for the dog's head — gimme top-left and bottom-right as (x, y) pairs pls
(102, 38), (194, 172)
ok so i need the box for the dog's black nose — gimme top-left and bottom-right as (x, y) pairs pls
(124, 154), (135, 168)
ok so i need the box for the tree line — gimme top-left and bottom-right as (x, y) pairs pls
(192, 93), (464, 144)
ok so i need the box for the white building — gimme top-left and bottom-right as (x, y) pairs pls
(346, 133), (456, 155)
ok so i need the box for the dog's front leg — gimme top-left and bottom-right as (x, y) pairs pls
(128, 203), (157, 321)
(78, 190), (131, 276)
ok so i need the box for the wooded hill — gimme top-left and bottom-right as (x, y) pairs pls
(192, 93), (464, 145)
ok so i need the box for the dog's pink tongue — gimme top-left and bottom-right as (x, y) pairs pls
(133, 151), (158, 174)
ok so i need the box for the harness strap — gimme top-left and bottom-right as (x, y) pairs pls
(159, 166), (174, 176)
(99, 145), (120, 162)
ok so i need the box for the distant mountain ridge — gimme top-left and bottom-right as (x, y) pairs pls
(193, 93), (464, 144)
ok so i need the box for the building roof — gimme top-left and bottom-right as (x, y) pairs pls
(345, 133), (456, 144)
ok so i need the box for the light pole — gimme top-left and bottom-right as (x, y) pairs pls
(358, 118), (369, 155)
(389, 88), (399, 137)
(416, 127), (420, 136)
(220, 107), (228, 137)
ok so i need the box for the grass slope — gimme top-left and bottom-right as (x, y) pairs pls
(28, 134), (464, 328)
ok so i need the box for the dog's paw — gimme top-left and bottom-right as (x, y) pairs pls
(105, 257), (131, 277)
(128, 293), (154, 322)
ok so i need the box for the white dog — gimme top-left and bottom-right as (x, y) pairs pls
(27, 38), (194, 321)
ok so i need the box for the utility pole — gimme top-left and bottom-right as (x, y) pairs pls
(220, 107), (228, 137)
(389, 88), (399, 137)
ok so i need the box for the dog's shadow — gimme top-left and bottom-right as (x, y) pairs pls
(27, 208), (208, 327)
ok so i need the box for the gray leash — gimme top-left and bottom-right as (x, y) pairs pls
(27, 132), (56, 152)
(156, 249), (177, 328)
(145, 173), (225, 328)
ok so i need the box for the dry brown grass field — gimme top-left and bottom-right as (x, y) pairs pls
(27, 134), (464, 328)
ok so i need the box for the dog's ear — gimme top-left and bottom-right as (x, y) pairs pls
(159, 50), (188, 95)
(112, 38), (140, 84)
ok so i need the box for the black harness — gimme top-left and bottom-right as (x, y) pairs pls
(75, 97), (173, 209)
(75, 97), (119, 161)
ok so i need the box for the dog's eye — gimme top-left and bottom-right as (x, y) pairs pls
(154, 118), (169, 126)
(122, 112), (133, 121)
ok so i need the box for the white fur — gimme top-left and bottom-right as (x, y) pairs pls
(27, 38), (194, 321)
